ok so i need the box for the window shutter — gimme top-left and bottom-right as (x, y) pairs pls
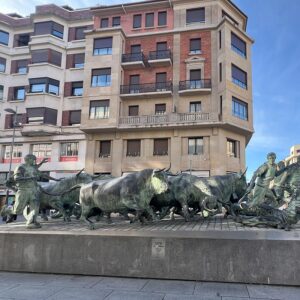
(70, 110), (81, 124)
(90, 100), (109, 108)
(52, 22), (64, 35)
(232, 65), (247, 85)
(190, 39), (201, 51)
(156, 72), (167, 83)
(131, 44), (141, 53)
(127, 140), (140, 156)
(145, 13), (154, 27)
(100, 141), (111, 156)
(92, 68), (111, 76)
(158, 11), (167, 26)
(155, 104), (166, 113)
(74, 53), (85, 65)
(49, 49), (62, 66)
(190, 69), (201, 80)
(129, 105), (139, 116)
(186, 8), (205, 23)
(231, 32), (246, 55)
(154, 139), (168, 155)
(133, 15), (142, 28)
(31, 49), (48, 64)
(34, 21), (52, 35)
(130, 75), (140, 85)
(156, 42), (167, 51)
(94, 37), (112, 49)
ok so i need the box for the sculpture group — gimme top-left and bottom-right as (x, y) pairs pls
(1, 152), (299, 230)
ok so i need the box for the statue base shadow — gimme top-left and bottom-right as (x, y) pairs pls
(0, 215), (299, 286)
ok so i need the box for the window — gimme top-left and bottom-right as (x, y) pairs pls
(219, 62), (222, 82)
(188, 138), (203, 155)
(16, 60), (28, 74)
(129, 75), (140, 93)
(232, 97), (248, 120)
(189, 101), (201, 113)
(94, 37), (112, 55)
(75, 27), (86, 40)
(0, 85), (3, 100)
(60, 142), (78, 157)
(190, 69), (202, 88)
(129, 105), (139, 116)
(156, 42), (167, 51)
(145, 13), (154, 27)
(154, 139), (168, 156)
(227, 139), (239, 158)
(112, 16), (120, 27)
(31, 49), (62, 67)
(155, 104), (166, 115)
(133, 14), (142, 28)
(15, 33), (30, 47)
(131, 44), (141, 53)
(158, 11), (167, 26)
(156, 72), (167, 91)
(232, 64), (247, 89)
(99, 141), (111, 157)
(100, 18), (109, 28)
(26, 107), (57, 125)
(71, 82), (83, 96)
(186, 8), (205, 24)
(74, 53), (85, 68)
(231, 32), (246, 58)
(32, 144), (51, 158)
(91, 68), (111, 87)
(0, 30), (9, 45)
(127, 140), (140, 157)
(0, 57), (6, 72)
(29, 78), (60, 95)
(69, 110), (81, 125)
(4, 144), (22, 159)
(34, 21), (64, 39)
(190, 38), (201, 54)
(14, 87), (25, 100)
(89, 100), (109, 119)
(219, 30), (222, 49)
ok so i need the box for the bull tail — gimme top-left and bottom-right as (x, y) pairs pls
(39, 184), (83, 197)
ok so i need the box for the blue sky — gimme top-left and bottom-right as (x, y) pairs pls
(1, 0), (299, 176)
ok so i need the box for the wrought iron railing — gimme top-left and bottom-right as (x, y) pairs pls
(179, 79), (212, 90)
(122, 52), (146, 63)
(120, 81), (173, 94)
(149, 50), (172, 61)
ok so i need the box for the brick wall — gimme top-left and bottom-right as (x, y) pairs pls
(62, 111), (70, 126)
(94, 7), (173, 35)
(179, 31), (212, 81)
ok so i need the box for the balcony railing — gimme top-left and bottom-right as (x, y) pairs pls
(179, 80), (212, 90)
(149, 50), (172, 61)
(119, 112), (218, 127)
(120, 81), (173, 94)
(122, 52), (146, 63)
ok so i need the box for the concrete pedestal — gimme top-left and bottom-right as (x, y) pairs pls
(0, 217), (299, 286)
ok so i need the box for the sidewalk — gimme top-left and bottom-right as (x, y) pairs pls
(0, 272), (299, 300)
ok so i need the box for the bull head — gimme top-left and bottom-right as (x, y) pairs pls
(76, 168), (85, 178)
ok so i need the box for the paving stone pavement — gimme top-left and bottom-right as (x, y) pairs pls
(0, 272), (299, 300)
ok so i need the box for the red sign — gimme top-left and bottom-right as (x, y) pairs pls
(60, 156), (78, 162)
(2, 158), (22, 164)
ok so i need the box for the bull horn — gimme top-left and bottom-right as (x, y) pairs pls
(202, 198), (217, 213)
(164, 163), (171, 173)
(154, 167), (165, 173)
(240, 167), (248, 178)
(76, 168), (85, 177)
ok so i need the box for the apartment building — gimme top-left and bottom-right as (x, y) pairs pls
(285, 145), (300, 165)
(0, 0), (254, 188)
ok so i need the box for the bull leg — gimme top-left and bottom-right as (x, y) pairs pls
(105, 212), (113, 224)
(40, 209), (48, 221)
(79, 205), (95, 230)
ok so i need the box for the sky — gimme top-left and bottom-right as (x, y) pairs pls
(0, 0), (299, 177)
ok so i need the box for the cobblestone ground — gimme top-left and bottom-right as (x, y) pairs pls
(0, 271), (299, 300)
(0, 214), (299, 233)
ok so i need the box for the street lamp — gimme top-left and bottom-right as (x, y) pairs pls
(4, 107), (18, 205)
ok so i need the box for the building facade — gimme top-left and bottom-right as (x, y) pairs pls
(285, 145), (300, 165)
(0, 0), (254, 189)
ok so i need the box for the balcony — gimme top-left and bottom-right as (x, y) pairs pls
(179, 80), (212, 95)
(118, 112), (219, 129)
(120, 82), (173, 99)
(21, 123), (61, 137)
(121, 53), (146, 69)
(148, 50), (172, 67)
